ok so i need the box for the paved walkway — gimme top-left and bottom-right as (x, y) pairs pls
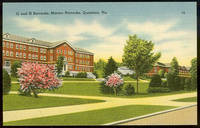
(121, 105), (197, 125)
(3, 91), (197, 123)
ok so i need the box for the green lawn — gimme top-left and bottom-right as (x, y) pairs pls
(61, 77), (95, 81)
(3, 94), (104, 111)
(10, 82), (195, 98)
(123, 76), (136, 81)
(11, 77), (18, 82)
(4, 105), (175, 125)
(173, 97), (197, 102)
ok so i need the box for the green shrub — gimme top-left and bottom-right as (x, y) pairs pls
(3, 69), (11, 95)
(76, 72), (87, 78)
(167, 72), (175, 91)
(184, 78), (192, 91)
(93, 71), (98, 78)
(11, 60), (22, 77)
(123, 83), (135, 95)
(99, 81), (114, 94)
(164, 72), (168, 78)
(162, 81), (167, 88)
(149, 74), (162, 87)
(64, 71), (70, 77)
(179, 77), (185, 90)
(148, 87), (170, 93)
(174, 76), (181, 91)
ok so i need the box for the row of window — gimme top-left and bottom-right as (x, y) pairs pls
(3, 42), (47, 54)
(76, 59), (90, 65)
(75, 66), (91, 72)
(3, 50), (47, 61)
(57, 49), (73, 55)
(75, 53), (90, 59)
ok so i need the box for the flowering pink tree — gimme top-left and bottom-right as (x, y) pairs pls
(105, 73), (124, 95)
(17, 62), (62, 97)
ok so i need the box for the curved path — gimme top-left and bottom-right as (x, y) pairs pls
(3, 91), (197, 123)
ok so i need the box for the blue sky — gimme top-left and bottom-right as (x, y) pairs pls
(3, 2), (197, 66)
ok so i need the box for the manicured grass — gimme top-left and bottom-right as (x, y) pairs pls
(4, 105), (175, 125)
(10, 82), (196, 98)
(173, 97), (197, 102)
(61, 77), (95, 81)
(123, 76), (136, 81)
(3, 94), (104, 111)
(11, 77), (18, 82)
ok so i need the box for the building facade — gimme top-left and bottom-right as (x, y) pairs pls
(2, 33), (94, 76)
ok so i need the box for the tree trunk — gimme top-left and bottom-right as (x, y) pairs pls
(136, 75), (139, 94)
(32, 89), (38, 98)
(113, 87), (117, 96)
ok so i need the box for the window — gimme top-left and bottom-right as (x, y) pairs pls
(35, 48), (38, 52)
(64, 50), (67, 55)
(35, 55), (38, 60)
(23, 53), (26, 58)
(10, 43), (13, 48)
(50, 56), (53, 61)
(75, 66), (77, 70)
(16, 52), (19, 57)
(16, 44), (19, 49)
(50, 49), (53, 54)
(44, 56), (46, 61)
(68, 65), (72, 70)
(24, 45), (26, 50)
(75, 53), (77, 57)
(6, 42), (9, 48)
(28, 54), (31, 59)
(57, 49), (59, 54)
(3, 50), (5, 56)
(20, 45), (23, 50)
(32, 47), (35, 52)
(6, 51), (9, 56)
(43, 49), (46, 53)
(10, 51), (13, 57)
(32, 54), (35, 59)
(40, 55), (43, 60)
(29, 46), (32, 51)
(20, 53), (22, 58)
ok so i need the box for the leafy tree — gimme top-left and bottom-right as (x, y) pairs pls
(56, 56), (65, 76)
(11, 60), (22, 77)
(190, 57), (197, 90)
(94, 59), (106, 77)
(17, 62), (62, 98)
(3, 69), (11, 95)
(169, 57), (179, 76)
(103, 57), (118, 77)
(122, 35), (161, 93)
(158, 69), (165, 78)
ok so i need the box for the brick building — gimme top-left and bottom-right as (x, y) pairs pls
(146, 62), (190, 77)
(2, 33), (94, 76)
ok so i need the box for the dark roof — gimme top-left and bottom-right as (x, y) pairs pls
(3, 33), (93, 55)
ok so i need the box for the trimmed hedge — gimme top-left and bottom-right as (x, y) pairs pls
(3, 69), (11, 95)
(148, 87), (170, 93)
(76, 72), (87, 78)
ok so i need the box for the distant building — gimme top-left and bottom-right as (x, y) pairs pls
(146, 62), (190, 77)
(2, 33), (94, 77)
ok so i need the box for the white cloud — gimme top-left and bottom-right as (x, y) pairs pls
(14, 17), (61, 34)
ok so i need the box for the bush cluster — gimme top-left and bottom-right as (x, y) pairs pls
(64, 71), (70, 77)
(76, 72), (87, 78)
(3, 69), (11, 95)
(149, 74), (162, 87)
(123, 83), (135, 95)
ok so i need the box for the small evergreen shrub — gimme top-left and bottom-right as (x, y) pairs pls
(3, 69), (11, 95)
(99, 81), (114, 94)
(93, 71), (98, 78)
(11, 60), (22, 77)
(167, 72), (175, 91)
(149, 74), (162, 87)
(123, 83), (135, 95)
(64, 71), (70, 77)
(162, 81), (167, 88)
(180, 77), (185, 90)
(148, 87), (170, 93)
(76, 72), (87, 78)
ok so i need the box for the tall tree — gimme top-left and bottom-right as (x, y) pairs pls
(103, 57), (118, 77)
(169, 57), (179, 76)
(190, 57), (197, 90)
(122, 35), (161, 93)
(56, 56), (65, 77)
(11, 60), (22, 77)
